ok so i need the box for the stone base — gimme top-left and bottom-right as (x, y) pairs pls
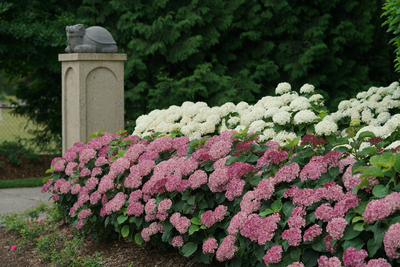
(59, 53), (127, 153)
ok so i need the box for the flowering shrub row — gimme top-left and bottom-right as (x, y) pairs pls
(42, 124), (400, 266)
(132, 82), (400, 147)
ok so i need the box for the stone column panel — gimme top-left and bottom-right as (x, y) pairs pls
(59, 53), (127, 153)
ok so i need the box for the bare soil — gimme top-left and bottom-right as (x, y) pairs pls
(0, 155), (52, 181)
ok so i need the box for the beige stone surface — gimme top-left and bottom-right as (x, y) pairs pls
(59, 53), (127, 153)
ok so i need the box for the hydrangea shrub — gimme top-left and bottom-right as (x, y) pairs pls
(42, 125), (400, 266)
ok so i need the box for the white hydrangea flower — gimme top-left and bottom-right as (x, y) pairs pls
(377, 112), (391, 125)
(309, 94), (324, 102)
(355, 126), (384, 139)
(136, 114), (154, 127)
(180, 116), (191, 125)
(272, 111), (291, 125)
(267, 99), (285, 109)
(249, 120), (266, 132)
(386, 140), (400, 150)
(289, 96), (311, 111)
(273, 130), (297, 145)
(293, 110), (319, 124)
(276, 82), (292, 95)
(155, 122), (175, 133)
(369, 94), (382, 102)
(315, 120), (338, 136)
(389, 81), (399, 91)
(227, 117), (240, 127)
(264, 108), (280, 118)
(350, 109), (360, 120)
(236, 101), (249, 111)
(383, 114), (400, 135)
(206, 115), (221, 125)
(357, 91), (370, 100)
(323, 115), (335, 122)
(377, 86), (390, 96)
(234, 125), (247, 132)
(392, 89), (400, 99)
(280, 92), (297, 105)
(279, 106), (292, 112)
(200, 122), (216, 135)
(263, 128), (276, 140)
(361, 109), (373, 124)
(338, 100), (351, 111)
(148, 109), (161, 118)
(300, 83), (315, 94)
(368, 86), (379, 94)
(188, 131), (202, 141)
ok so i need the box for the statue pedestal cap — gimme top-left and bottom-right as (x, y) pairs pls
(59, 53), (127, 153)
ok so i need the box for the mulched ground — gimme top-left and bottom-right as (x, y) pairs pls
(0, 155), (52, 181)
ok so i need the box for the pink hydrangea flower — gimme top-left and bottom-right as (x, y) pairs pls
(63, 151), (77, 162)
(208, 168), (230, 193)
(209, 140), (233, 161)
(240, 190), (261, 215)
(263, 245), (283, 265)
(110, 157), (130, 174)
(303, 224), (322, 242)
(333, 192), (360, 218)
(225, 179), (246, 201)
(321, 181), (344, 201)
(201, 210), (215, 228)
(65, 162), (79, 176)
(91, 167), (103, 177)
(299, 156), (328, 181)
(324, 235), (337, 253)
(288, 262), (305, 267)
(326, 217), (347, 240)
(79, 148), (97, 164)
(144, 198), (157, 222)
(366, 258), (391, 267)
(77, 194), (89, 207)
(282, 227), (302, 246)
(53, 159), (66, 172)
(227, 162), (255, 179)
(292, 188), (323, 206)
(213, 205), (227, 222)
(176, 180), (190, 192)
(76, 219), (85, 230)
(97, 176), (114, 194)
(78, 209), (92, 220)
(101, 192), (128, 216)
(172, 136), (189, 150)
(127, 202), (144, 216)
(191, 148), (212, 162)
(89, 191), (101, 205)
(363, 192), (400, 224)
(124, 144), (146, 163)
(317, 255), (342, 267)
(94, 156), (108, 166)
(203, 237), (218, 254)
(315, 203), (335, 222)
(343, 165), (378, 192)
(170, 213), (191, 234)
(273, 163), (300, 184)
(241, 215), (264, 242)
(172, 235), (184, 248)
(342, 247), (368, 267)
(85, 177), (98, 191)
(146, 136), (173, 153)
(323, 150), (343, 168)
(227, 211), (247, 236)
(254, 178), (275, 201)
(165, 174), (182, 192)
(158, 198), (172, 213)
(188, 170), (208, 189)
(256, 148), (287, 169)
(141, 222), (161, 242)
(41, 178), (54, 193)
(288, 215), (306, 228)
(215, 235), (238, 262)
(383, 222), (400, 258)
(71, 184), (81, 195)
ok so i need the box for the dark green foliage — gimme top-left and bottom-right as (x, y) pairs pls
(0, 140), (39, 165)
(0, 0), (398, 145)
(382, 0), (400, 73)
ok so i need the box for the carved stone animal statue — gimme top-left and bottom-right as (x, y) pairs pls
(65, 24), (118, 53)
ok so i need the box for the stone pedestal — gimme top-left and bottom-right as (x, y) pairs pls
(59, 53), (127, 153)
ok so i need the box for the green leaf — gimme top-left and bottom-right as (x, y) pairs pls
(343, 237), (364, 251)
(182, 242), (198, 257)
(353, 223), (364, 231)
(302, 249), (319, 267)
(121, 225), (129, 238)
(367, 238), (380, 258)
(343, 226), (362, 239)
(357, 131), (376, 141)
(190, 218), (201, 225)
(271, 199), (283, 212)
(328, 166), (339, 178)
(225, 156), (238, 165)
(352, 216), (364, 223)
(188, 196), (196, 205)
(372, 185), (388, 198)
(188, 224), (199, 235)
(290, 248), (301, 261)
(135, 233), (144, 245)
(117, 215), (128, 224)
(259, 209), (274, 217)
(394, 155), (400, 173)
(390, 216), (400, 225)
(246, 154), (259, 163)
(360, 167), (384, 179)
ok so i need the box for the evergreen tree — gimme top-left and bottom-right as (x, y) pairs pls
(0, 0), (397, 146)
